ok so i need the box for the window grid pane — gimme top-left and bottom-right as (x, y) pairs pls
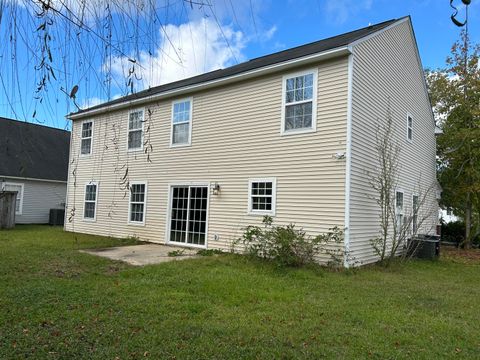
(129, 184), (146, 223)
(251, 181), (273, 212)
(170, 186), (208, 246)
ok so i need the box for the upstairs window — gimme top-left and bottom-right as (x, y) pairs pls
(248, 178), (276, 215)
(83, 182), (98, 220)
(171, 99), (192, 146)
(282, 69), (317, 134)
(129, 182), (147, 224)
(407, 113), (413, 142)
(81, 121), (93, 156)
(128, 109), (144, 151)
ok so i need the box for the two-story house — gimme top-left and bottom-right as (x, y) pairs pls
(65, 16), (438, 266)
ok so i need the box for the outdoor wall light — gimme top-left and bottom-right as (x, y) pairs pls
(211, 182), (221, 195)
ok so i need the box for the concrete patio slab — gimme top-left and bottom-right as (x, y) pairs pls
(80, 244), (200, 266)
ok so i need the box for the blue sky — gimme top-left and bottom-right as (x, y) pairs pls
(0, 0), (478, 130)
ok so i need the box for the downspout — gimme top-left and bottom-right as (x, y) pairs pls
(344, 48), (354, 268)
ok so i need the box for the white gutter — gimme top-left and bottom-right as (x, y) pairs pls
(0, 175), (67, 184)
(343, 49), (354, 268)
(69, 46), (351, 120)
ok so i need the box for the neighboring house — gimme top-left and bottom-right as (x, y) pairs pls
(439, 208), (459, 224)
(0, 117), (70, 224)
(65, 16), (438, 266)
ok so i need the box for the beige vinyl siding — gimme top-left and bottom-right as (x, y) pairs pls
(3, 177), (66, 224)
(349, 20), (438, 265)
(65, 57), (349, 262)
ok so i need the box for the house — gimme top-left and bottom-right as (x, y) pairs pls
(64, 16), (438, 266)
(0, 117), (70, 224)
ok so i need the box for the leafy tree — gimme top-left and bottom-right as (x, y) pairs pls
(426, 30), (480, 248)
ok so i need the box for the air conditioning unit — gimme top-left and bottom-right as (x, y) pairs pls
(49, 209), (65, 226)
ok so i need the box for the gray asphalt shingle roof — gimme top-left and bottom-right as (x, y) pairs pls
(0, 117), (70, 182)
(72, 17), (401, 116)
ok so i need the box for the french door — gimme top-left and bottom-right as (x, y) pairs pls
(169, 185), (208, 247)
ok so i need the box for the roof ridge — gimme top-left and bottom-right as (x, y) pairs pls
(246, 17), (398, 63)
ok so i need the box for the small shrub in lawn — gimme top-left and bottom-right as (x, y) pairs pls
(168, 249), (185, 257)
(236, 216), (344, 267)
(197, 249), (223, 256)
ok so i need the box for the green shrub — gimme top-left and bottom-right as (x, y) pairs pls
(441, 221), (465, 245)
(197, 249), (223, 256)
(236, 216), (344, 267)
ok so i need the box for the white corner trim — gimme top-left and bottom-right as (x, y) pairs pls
(69, 46), (351, 120)
(344, 51), (354, 268)
(64, 126), (74, 230)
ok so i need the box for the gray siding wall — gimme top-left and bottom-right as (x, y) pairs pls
(65, 57), (350, 262)
(349, 19), (438, 265)
(3, 178), (66, 224)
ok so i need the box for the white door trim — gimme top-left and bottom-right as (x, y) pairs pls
(165, 182), (210, 249)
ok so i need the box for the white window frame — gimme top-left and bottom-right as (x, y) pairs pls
(170, 97), (193, 147)
(406, 113), (413, 142)
(128, 181), (147, 226)
(127, 108), (145, 152)
(281, 68), (318, 136)
(395, 189), (404, 233)
(83, 181), (98, 222)
(248, 177), (277, 216)
(80, 120), (94, 157)
(2, 182), (24, 215)
(165, 182), (210, 249)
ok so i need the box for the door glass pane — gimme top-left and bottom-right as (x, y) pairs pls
(170, 186), (208, 246)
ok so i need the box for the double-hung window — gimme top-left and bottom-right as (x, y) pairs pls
(412, 194), (419, 234)
(128, 109), (144, 151)
(81, 121), (93, 156)
(83, 182), (98, 220)
(407, 113), (413, 142)
(171, 98), (192, 146)
(248, 178), (276, 215)
(129, 182), (147, 224)
(282, 69), (317, 134)
(2, 182), (24, 215)
(395, 191), (404, 233)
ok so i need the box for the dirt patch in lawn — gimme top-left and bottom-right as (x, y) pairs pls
(442, 246), (480, 264)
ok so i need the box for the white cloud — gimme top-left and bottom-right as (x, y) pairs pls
(324, 0), (373, 25)
(107, 18), (246, 89)
(80, 96), (104, 109)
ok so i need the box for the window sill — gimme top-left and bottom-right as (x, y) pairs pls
(127, 147), (144, 153)
(281, 128), (316, 136)
(170, 143), (191, 148)
(82, 218), (96, 222)
(247, 211), (276, 216)
(128, 221), (146, 227)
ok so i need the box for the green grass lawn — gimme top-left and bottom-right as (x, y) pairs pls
(1, 225), (479, 359)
